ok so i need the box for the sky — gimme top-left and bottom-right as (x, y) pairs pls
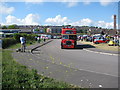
(0, 0), (119, 29)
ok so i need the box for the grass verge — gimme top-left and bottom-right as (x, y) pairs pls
(7, 39), (47, 49)
(2, 50), (86, 89)
(0, 50), (2, 90)
(79, 41), (119, 52)
(7, 41), (37, 49)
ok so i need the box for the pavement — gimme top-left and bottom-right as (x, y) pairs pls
(11, 39), (118, 88)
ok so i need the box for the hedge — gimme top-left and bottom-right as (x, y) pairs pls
(2, 38), (17, 49)
(13, 33), (36, 42)
(2, 33), (37, 49)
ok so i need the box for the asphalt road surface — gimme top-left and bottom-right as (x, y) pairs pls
(30, 39), (118, 88)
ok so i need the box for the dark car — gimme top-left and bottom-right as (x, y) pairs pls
(86, 36), (93, 42)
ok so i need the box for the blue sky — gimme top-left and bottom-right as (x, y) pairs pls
(0, 1), (119, 29)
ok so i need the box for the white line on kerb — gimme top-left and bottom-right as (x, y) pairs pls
(83, 49), (118, 56)
(77, 68), (118, 77)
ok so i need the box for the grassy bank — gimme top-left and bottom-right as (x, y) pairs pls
(6, 40), (37, 49)
(79, 41), (119, 51)
(7, 39), (47, 49)
(0, 50), (2, 90)
(2, 50), (85, 89)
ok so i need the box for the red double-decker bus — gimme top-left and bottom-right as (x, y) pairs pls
(61, 25), (77, 49)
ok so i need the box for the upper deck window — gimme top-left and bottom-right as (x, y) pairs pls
(65, 30), (74, 34)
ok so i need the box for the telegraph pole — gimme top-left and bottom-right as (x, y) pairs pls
(114, 14), (116, 32)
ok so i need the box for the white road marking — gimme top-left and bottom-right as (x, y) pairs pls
(83, 49), (118, 56)
(77, 67), (118, 77)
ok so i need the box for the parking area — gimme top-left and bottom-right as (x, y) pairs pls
(77, 34), (119, 51)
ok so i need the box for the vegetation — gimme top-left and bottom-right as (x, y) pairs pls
(2, 38), (17, 49)
(13, 33), (36, 42)
(7, 40), (37, 49)
(2, 33), (37, 49)
(43, 28), (47, 33)
(7, 24), (19, 29)
(77, 29), (87, 34)
(1, 24), (19, 29)
(2, 50), (84, 89)
(34, 28), (40, 32)
(2, 26), (7, 29)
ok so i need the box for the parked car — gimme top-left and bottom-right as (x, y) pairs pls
(77, 35), (82, 40)
(93, 38), (110, 44)
(86, 36), (93, 42)
(108, 40), (117, 46)
(81, 35), (88, 41)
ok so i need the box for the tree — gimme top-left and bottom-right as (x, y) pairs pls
(43, 28), (47, 33)
(8, 24), (19, 29)
(34, 28), (40, 31)
(80, 29), (83, 33)
(2, 26), (7, 29)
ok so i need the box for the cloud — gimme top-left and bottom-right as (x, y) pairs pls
(0, 3), (15, 14)
(45, 15), (115, 28)
(45, 15), (114, 28)
(70, 18), (93, 26)
(96, 21), (114, 28)
(99, 0), (115, 6)
(2, 14), (115, 29)
(3, 13), (40, 25)
(45, 15), (70, 25)
(67, 2), (78, 7)
(57, 0), (79, 7)
(24, 0), (44, 2)
(61, 2), (78, 8)
(24, 0), (44, 4)
(83, 0), (91, 5)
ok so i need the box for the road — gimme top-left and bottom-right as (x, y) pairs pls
(35, 39), (118, 76)
(13, 39), (118, 90)
(22, 39), (118, 88)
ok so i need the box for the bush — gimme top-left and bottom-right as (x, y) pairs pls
(13, 33), (36, 42)
(2, 33), (37, 49)
(13, 33), (22, 43)
(26, 34), (36, 41)
(2, 38), (17, 49)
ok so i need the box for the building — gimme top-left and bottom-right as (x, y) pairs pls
(0, 29), (21, 38)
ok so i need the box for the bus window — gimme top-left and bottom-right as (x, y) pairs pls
(62, 35), (69, 39)
(69, 35), (77, 40)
